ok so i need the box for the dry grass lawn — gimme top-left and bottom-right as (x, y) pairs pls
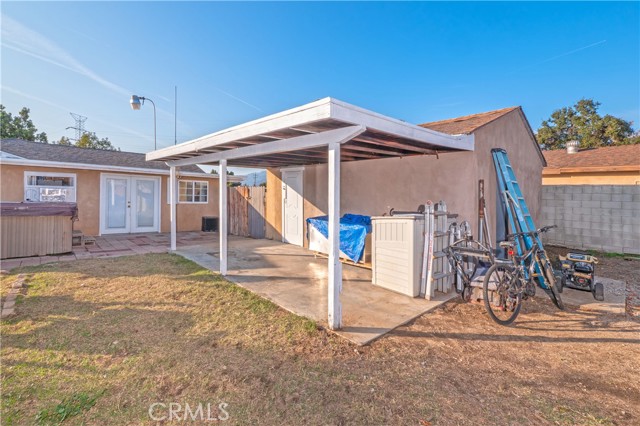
(1, 254), (639, 425)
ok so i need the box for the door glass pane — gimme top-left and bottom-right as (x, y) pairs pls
(136, 180), (155, 227)
(107, 178), (128, 229)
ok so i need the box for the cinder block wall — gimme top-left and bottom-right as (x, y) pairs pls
(540, 185), (640, 255)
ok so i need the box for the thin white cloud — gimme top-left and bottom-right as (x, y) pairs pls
(212, 86), (264, 112)
(155, 94), (172, 103)
(512, 40), (607, 74)
(1, 15), (131, 97)
(1, 15), (184, 131)
(2, 85), (69, 111)
(1, 85), (153, 143)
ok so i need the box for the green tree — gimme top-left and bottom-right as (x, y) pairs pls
(0, 105), (48, 143)
(75, 132), (119, 151)
(210, 169), (234, 175)
(536, 99), (637, 150)
(628, 131), (640, 145)
(57, 136), (73, 145)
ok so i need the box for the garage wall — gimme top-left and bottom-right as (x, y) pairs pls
(265, 168), (283, 241)
(472, 109), (545, 241)
(541, 185), (640, 254)
(265, 109), (545, 245)
(0, 164), (220, 236)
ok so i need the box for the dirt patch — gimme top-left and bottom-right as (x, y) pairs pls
(1, 254), (638, 425)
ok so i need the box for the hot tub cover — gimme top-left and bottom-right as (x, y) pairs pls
(0, 202), (78, 219)
(306, 214), (371, 262)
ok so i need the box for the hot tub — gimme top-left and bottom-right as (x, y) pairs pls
(1, 202), (78, 259)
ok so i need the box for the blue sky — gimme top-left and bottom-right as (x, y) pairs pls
(2, 2), (638, 173)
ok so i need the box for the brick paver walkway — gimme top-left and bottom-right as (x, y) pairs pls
(0, 231), (218, 271)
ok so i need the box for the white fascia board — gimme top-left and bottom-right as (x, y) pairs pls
(167, 125), (366, 167)
(147, 97), (334, 162)
(0, 157), (239, 180)
(147, 97), (475, 163)
(0, 150), (25, 159)
(328, 98), (474, 151)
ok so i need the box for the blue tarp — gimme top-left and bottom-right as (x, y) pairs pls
(306, 214), (371, 262)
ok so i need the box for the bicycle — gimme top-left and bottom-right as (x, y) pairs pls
(445, 234), (494, 302)
(482, 225), (564, 326)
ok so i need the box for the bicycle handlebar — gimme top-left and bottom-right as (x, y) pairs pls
(506, 225), (557, 240)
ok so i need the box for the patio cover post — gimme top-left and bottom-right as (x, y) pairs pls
(169, 165), (178, 251)
(219, 159), (228, 275)
(327, 142), (342, 330)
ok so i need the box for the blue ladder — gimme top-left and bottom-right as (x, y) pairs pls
(492, 148), (550, 289)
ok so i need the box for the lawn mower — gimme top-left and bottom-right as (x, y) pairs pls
(558, 252), (605, 301)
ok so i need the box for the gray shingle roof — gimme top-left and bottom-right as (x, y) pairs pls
(0, 139), (204, 173)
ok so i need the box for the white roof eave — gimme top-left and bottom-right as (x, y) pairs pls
(146, 98), (474, 163)
(0, 157), (244, 181)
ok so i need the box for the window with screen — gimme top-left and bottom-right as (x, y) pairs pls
(24, 172), (77, 202)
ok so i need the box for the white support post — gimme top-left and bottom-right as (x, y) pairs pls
(219, 160), (228, 276)
(327, 142), (342, 330)
(169, 166), (178, 251)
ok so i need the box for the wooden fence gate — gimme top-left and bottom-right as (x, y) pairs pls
(228, 186), (266, 238)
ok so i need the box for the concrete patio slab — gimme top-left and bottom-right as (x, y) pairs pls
(177, 236), (456, 345)
(0, 231), (215, 270)
(1, 231), (456, 344)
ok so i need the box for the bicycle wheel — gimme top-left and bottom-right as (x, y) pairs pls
(541, 257), (565, 310)
(483, 263), (522, 326)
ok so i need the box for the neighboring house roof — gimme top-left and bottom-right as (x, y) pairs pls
(543, 144), (640, 173)
(0, 138), (204, 174)
(420, 107), (520, 135)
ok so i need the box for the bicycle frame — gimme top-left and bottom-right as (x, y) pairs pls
(445, 237), (494, 295)
(449, 239), (494, 262)
(505, 227), (559, 293)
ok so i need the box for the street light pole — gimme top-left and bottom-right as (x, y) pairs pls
(130, 95), (157, 150)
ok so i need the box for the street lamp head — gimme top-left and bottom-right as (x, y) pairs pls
(129, 94), (156, 150)
(130, 95), (142, 110)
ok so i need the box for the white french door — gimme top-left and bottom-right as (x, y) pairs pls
(100, 174), (161, 234)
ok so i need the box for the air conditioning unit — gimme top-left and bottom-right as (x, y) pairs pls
(24, 188), (41, 202)
(24, 188), (75, 202)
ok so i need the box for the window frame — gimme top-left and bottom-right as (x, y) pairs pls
(24, 171), (77, 203)
(166, 179), (209, 204)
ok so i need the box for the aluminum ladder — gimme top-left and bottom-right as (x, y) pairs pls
(420, 201), (455, 299)
(492, 148), (550, 289)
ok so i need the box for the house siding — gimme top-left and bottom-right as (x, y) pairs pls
(542, 171), (640, 185)
(265, 110), (544, 244)
(0, 164), (220, 236)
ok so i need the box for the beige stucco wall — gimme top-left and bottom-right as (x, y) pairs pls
(542, 171), (640, 185)
(472, 110), (545, 237)
(265, 109), (544, 244)
(265, 169), (283, 241)
(0, 164), (220, 236)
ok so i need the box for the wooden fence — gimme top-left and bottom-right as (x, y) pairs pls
(228, 186), (266, 239)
